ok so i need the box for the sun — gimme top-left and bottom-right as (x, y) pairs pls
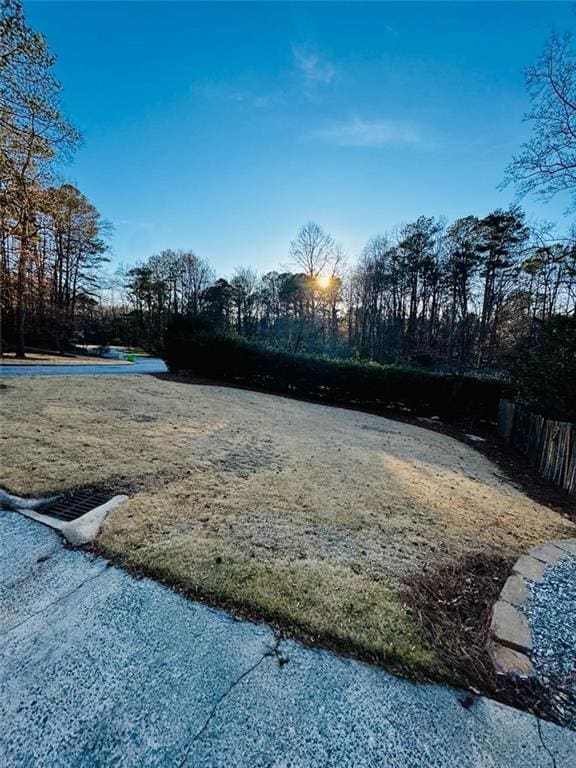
(316, 274), (332, 290)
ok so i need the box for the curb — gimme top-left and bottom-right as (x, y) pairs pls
(14, 495), (128, 546)
(489, 539), (576, 679)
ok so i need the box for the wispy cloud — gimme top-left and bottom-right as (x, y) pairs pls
(226, 90), (280, 109)
(194, 83), (282, 110)
(310, 117), (422, 148)
(292, 44), (336, 89)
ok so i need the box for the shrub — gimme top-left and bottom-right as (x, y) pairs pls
(510, 314), (576, 421)
(164, 317), (504, 421)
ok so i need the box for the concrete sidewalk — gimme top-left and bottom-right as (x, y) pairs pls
(0, 511), (574, 767)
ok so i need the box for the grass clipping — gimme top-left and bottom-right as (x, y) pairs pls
(1, 374), (573, 682)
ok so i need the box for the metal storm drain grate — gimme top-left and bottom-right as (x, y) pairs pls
(42, 489), (114, 522)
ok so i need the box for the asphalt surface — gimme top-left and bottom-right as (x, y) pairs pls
(0, 356), (167, 376)
(0, 511), (574, 767)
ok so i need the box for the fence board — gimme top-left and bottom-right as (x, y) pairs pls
(497, 399), (575, 496)
(497, 400), (516, 443)
(567, 437), (576, 495)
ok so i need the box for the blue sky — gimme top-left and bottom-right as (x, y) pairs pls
(28, 1), (575, 275)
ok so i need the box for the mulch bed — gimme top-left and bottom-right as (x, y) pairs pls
(405, 553), (570, 728)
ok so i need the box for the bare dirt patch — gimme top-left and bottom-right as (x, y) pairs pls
(0, 374), (572, 679)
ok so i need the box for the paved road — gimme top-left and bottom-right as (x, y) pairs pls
(0, 511), (574, 767)
(0, 356), (167, 376)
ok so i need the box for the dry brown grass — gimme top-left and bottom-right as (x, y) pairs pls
(1, 374), (572, 678)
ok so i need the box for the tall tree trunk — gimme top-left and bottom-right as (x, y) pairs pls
(15, 211), (29, 358)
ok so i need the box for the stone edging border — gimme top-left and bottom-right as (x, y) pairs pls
(489, 539), (576, 679)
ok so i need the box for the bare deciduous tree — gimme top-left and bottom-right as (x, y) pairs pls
(289, 222), (336, 278)
(504, 30), (576, 207)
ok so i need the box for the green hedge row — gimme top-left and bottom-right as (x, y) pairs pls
(164, 318), (504, 421)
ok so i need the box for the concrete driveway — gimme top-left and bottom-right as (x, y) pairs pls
(0, 510), (574, 767)
(0, 356), (167, 376)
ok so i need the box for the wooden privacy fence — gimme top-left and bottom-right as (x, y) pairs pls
(497, 399), (576, 495)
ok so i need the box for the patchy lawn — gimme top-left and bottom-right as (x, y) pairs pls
(0, 374), (572, 681)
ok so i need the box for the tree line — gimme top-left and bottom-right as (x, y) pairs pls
(0, 0), (108, 354)
(99, 212), (575, 370)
